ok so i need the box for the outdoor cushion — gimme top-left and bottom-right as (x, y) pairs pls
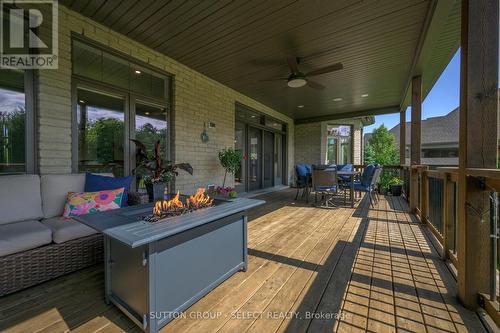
(315, 185), (337, 192)
(41, 217), (97, 244)
(338, 164), (353, 181)
(295, 164), (309, 177)
(62, 188), (125, 217)
(40, 174), (86, 218)
(0, 174), (43, 225)
(0, 220), (52, 256)
(85, 173), (132, 207)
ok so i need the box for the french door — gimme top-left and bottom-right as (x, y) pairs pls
(235, 123), (285, 192)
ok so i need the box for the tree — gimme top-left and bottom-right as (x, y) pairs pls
(364, 124), (399, 188)
(364, 124), (399, 165)
(218, 148), (242, 187)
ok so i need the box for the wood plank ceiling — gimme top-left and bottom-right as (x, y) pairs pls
(61, 0), (456, 121)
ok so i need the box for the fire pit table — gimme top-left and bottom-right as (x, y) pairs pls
(75, 192), (264, 333)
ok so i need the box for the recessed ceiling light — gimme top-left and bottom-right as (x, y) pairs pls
(145, 112), (150, 115)
(333, 97), (343, 102)
(134, 69), (142, 74)
(251, 115), (256, 118)
(297, 105), (304, 108)
(361, 94), (369, 98)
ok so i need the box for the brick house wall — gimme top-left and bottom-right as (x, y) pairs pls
(294, 120), (364, 169)
(36, 5), (294, 194)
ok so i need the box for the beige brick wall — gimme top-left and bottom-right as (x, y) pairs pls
(294, 120), (364, 169)
(294, 123), (323, 165)
(36, 5), (294, 194)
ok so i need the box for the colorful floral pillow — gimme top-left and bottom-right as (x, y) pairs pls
(63, 188), (125, 217)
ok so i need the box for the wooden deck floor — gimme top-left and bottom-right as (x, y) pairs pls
(0, 189), (485, 333)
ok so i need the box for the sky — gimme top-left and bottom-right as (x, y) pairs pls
(363, 49), (490, 133)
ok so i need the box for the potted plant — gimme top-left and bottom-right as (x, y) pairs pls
(218, 148), (242, 188)
(210, 185), (238, 199)
(131, 139), (193, 202)
(388, 177), (404, 196)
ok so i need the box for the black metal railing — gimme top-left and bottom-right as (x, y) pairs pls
(428, 177), (444, 235)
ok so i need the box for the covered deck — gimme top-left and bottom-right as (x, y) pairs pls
(0, 190), (484, 333)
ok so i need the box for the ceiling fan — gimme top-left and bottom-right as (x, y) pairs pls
(260, 57), (343, 90)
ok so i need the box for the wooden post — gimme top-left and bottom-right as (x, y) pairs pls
(410, 76), (422, 213)
(458, 0), (499, 308)
(400, 109), (406, 165)
(442, 174), (452, 260)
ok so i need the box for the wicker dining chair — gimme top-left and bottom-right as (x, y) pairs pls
(311, 169), (339, 208)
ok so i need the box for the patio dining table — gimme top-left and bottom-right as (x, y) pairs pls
(337, 170), (361, 208)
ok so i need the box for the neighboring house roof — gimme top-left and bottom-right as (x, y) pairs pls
(390, 107), (460, 147)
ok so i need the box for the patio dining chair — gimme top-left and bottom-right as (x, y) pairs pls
(311, 169), (339, 208)
(351, 166), (382, 207)
(295, 164), (312, 201)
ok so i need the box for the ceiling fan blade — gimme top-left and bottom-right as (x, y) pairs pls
(306, 62), (343, 77)
(286, 57), (299, 74)
(307, 80), (325, 90)
(258, 77), (288, 82)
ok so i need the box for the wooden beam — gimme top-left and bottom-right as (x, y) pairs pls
(294, 105), (399, 124)
(399, 0), (457, 109)
(457, 0), (499, 308)
(399, 109), (406, 164)
(409, 76), (422, 212)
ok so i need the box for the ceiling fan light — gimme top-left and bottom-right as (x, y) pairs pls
(287, 78), (307, 88)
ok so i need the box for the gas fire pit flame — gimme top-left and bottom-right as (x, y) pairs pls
(152, 188), (214, 218)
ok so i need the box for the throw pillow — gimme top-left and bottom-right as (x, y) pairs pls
(84, 173), (133, 207)
(63, 188), (124, 217)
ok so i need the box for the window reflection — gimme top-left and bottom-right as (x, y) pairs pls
(0, 69), (25, 174)
(77, 89), (125, 176)
(135, 102), (167, 190)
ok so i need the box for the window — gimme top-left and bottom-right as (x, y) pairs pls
(326, 125), (352, 165)
(0, 69), (34, 174)
(77, 88), (125, 176)
(72, 39), (171, 183)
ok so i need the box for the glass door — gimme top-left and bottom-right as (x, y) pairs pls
(263, 131), (274, 188)
(76, 88), (126, 176)
(274, 134), (283, 186)
(234, 121), (246, 192)
(248, 126), (262, 191)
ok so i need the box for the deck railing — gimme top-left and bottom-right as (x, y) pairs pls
(403, 165), (500, 321)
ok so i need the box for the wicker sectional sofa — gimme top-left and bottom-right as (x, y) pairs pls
(0, 174), (106, 296)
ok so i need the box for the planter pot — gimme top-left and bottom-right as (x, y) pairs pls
(146, 183), (167, 202)
(145, 183), (154, 202)
(390, 184), (403, 196)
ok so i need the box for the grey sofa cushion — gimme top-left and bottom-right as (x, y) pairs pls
(41, 217), (97, 243)
(40, 174), (86, 218)
(0, 175), (43, 225)
(40, 173), (114, 219)
(0, 220), (52, 256)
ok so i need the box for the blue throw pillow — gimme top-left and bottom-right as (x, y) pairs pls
(84, 173), (133, 207)
(304, 164), (312, 174)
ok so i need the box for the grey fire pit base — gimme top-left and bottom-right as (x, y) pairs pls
(76, 197), (264, 333)
(105, 213), (248, 332)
